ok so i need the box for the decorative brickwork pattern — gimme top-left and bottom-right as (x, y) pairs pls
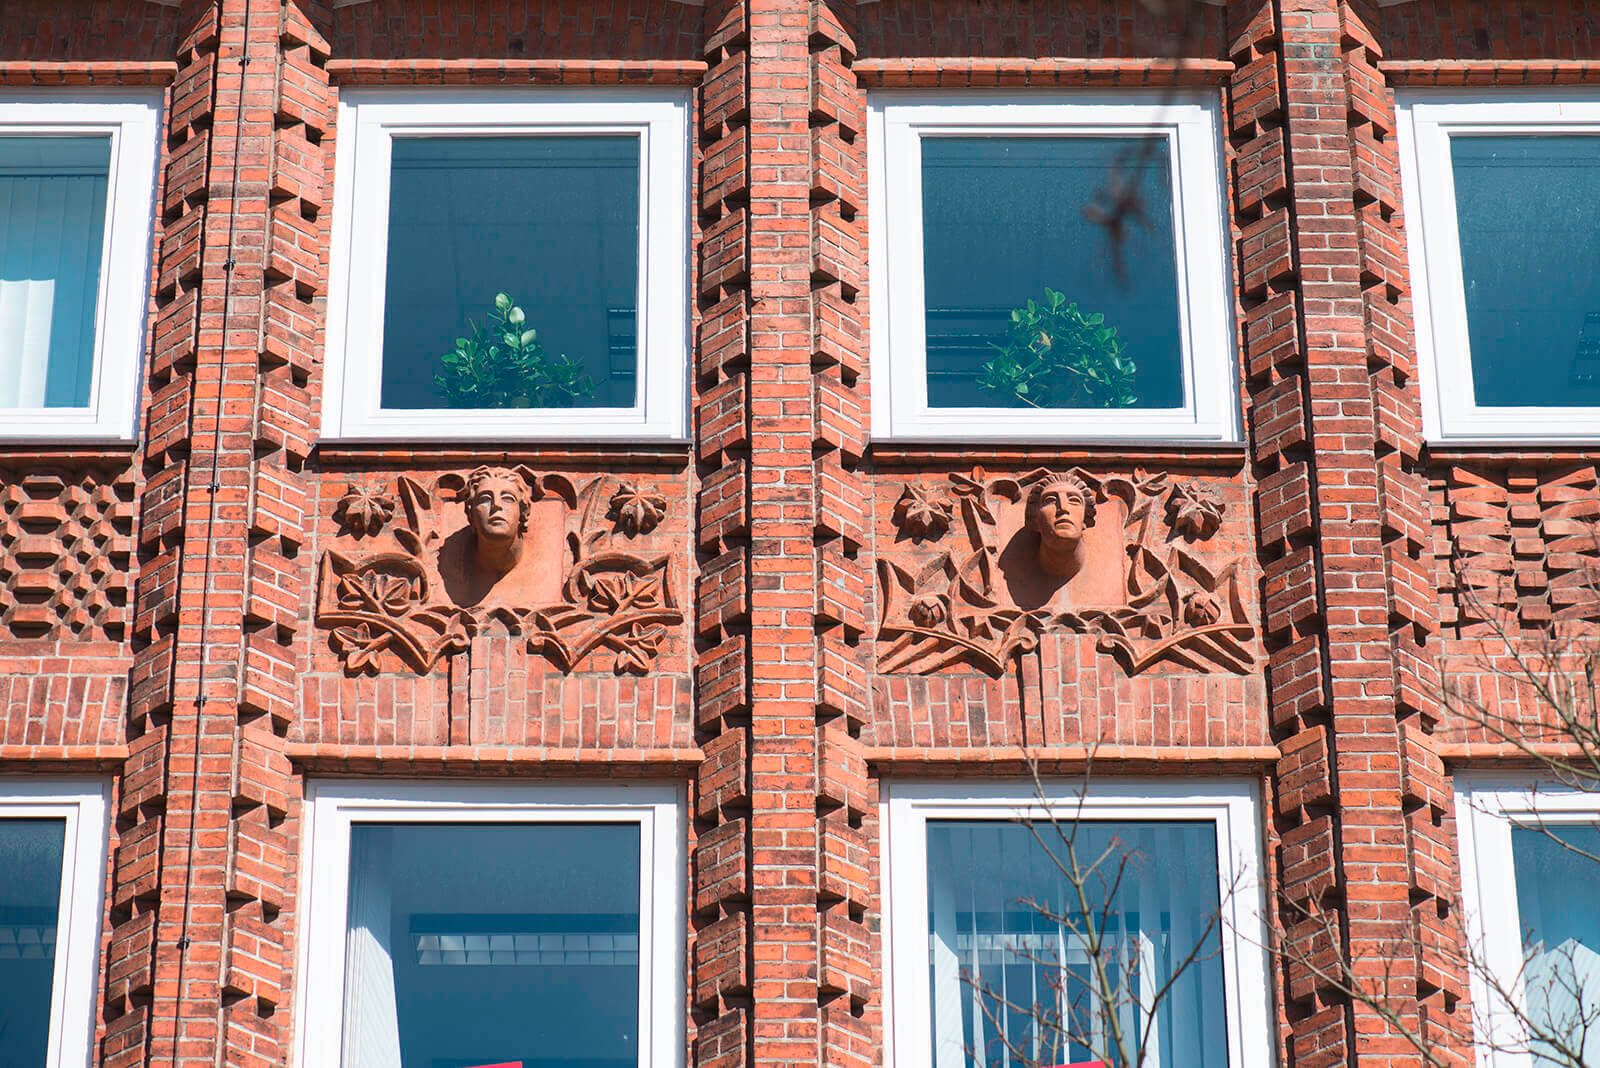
(1228, 0), (1470, 1062)
(692, 1), (756, 1065)
(0, 469), (137, 639)
(809, 3), (874, 1063)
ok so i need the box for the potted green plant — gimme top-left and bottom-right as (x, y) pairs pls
(432, 293), (597, 409)
(974, 287), (1138, 409)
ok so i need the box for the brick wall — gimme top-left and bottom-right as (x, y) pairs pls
(0, 0), (1597, 1065)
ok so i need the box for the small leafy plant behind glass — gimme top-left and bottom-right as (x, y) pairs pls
(432, 293), (597, 410)
(975, 288), (1138, 409)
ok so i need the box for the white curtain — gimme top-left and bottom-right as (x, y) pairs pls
(341, 827), (403, 1068)
(927, 821), (1225, 1068)
(0, 137), (108, 409)
(1523, 939), (1600, 1067)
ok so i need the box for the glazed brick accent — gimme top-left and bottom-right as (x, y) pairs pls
(327, 0), (703, 62)
(856, 0), (1229, 61)
(0, 0), (178, 62)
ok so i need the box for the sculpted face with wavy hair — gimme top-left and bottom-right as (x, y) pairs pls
(463, 466), (533, 574)
(1025, 473), (1096, 580)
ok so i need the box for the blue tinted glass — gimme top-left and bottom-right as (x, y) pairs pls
(1451, 136), (1600, 407)
(343, 822), (641, 1068)
(381, 136), (641, 411)
(926, 820), (1226, 1068)
(1511, 823), (1600, 1067)
(920, 136), (1185, 410)
(0, 818), (66, 1068)
(0, 136), (110, 409)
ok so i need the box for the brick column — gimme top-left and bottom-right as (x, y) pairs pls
(110, 0), (314, 1063)
(693, 0), (757, 1062)
(1228, 0), (1462, 1062)
(807, 1), (873, 1064)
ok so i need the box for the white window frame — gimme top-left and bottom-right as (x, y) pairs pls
(323, 88), (690, 442)
(1456, 774), (1600, 1067)
(867, 91), (1238, 443)
(293, 779), (686, 1068)
(882, 778), (1273, 1068)
(1397, 91), (1600, 443)
(0, 778), (110, 1068)
(0, 91), (160, 442)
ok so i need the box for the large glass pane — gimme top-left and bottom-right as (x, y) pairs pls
(342, 822), (641, 1068)
(381, 136), (641, 411)
(0, 136), (110, 409)
(0, 818), (67, 1068)
(1450, 135), (1600, 408)
(926, 819), (1226, 1068)
(1511, 822), (1600, 1066)
(920, 136), (1185, 410)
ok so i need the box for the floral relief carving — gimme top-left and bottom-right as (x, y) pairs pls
(892, 484), (954, 540)
(1166, 480), (1225, 541)
(316, 468), (681, 676)
(607, 483), (668, 537)
(333, 482), (396, 536)
(877, 467), (1255, 676)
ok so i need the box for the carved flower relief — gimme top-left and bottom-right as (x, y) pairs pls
(333, 483), (396, 536)
(575, 569), (663, 615)
(329, 623), (390, 675)
(894, 484), (954, 540)
(909, 594), (948, 629)
(1166, 481), (1224, 541)
(335, 569), (420, 617)
(1182, 590), (1223, 627)
(608, 484), (667, 537)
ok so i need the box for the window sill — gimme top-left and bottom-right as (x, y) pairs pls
(867, 439), (1248, 468)
(314, 439), (692, 468)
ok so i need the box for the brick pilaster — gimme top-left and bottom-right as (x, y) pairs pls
(1230, 0), (1451, 1062)
(693, 0), (756, 1064)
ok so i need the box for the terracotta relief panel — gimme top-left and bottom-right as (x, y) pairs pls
(315, 466), (683, 676)
(877, 467), (1254, 677)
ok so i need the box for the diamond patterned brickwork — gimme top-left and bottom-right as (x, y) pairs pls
(0, 469), (137, 640)
(1433, 462), (1600, 639)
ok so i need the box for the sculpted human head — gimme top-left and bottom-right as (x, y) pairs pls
(463, 466), (532, 549)
(1025, 473), (1096, 578)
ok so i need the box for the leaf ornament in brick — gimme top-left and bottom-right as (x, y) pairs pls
(877, 467), (1255, 676)
(1166, 479), (1225, 541)
(316, 469), (682, 675)
(332, 482), (396, 536)
(607, 483), (668, 536)
(892, 483), (954, 540)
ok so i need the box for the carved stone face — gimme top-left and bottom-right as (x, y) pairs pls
(465, 470), (529, 545)
(1030, 480), (1090, 551)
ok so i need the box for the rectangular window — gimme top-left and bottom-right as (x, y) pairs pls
(868, 93), (1237, 442)
(0, 781), (109, 1068)
(0, 93), (160, 441)
(1457, 776), (1600, 1066)
(884, 781), (1272, 1068)
(296, 782), (684, 1068)
(1398, 93), (1600, 441)
(324, 90), (690, 442)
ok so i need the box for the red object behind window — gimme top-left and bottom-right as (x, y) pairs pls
(1045, 1062), (1107, 1068)
(465, 1063), (522, 1068)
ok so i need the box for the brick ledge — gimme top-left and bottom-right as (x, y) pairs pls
(326, 59), (708, 86)
(854, 58), (1234, 88)
(1379, 60), (1600, 85)
(284, 743), (704, 775)
(0, 745), (130, 771)
(0, 62), (179, 86)
(864, 744), (1280, 772)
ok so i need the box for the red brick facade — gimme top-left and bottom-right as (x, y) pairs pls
(1, 0), (1597, 1065)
